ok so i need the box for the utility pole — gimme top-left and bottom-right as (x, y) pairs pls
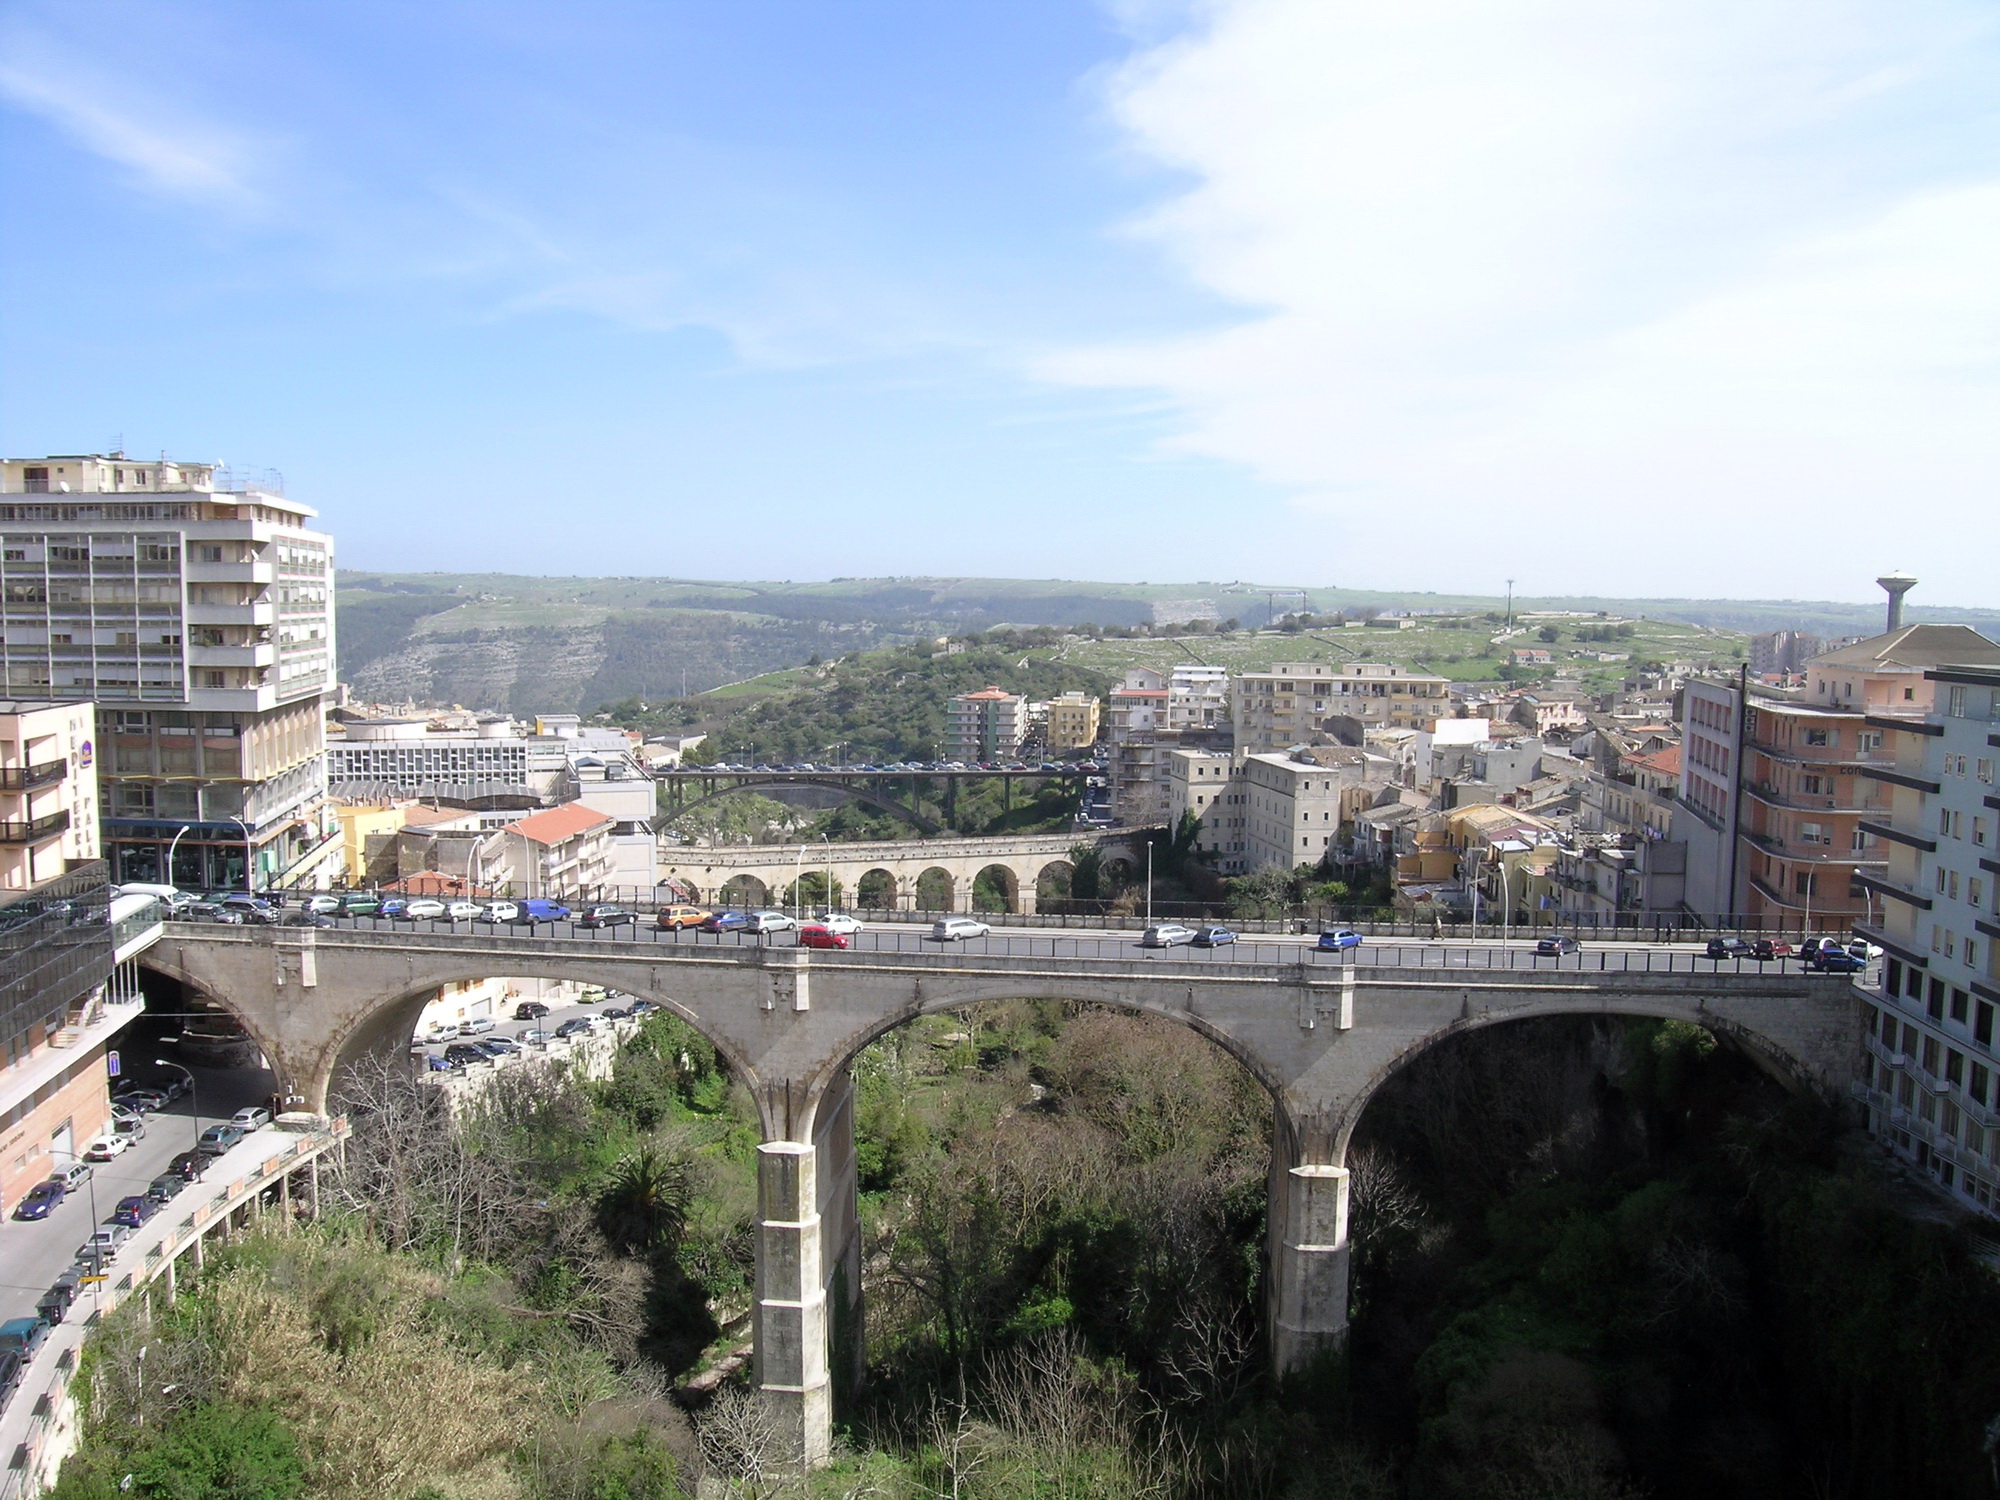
(1505, 579), (1515, 627)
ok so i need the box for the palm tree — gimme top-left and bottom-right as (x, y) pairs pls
(598, 1147), (690, 1254)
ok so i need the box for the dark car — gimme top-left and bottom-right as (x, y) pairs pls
(1536, 936), (1580, 956)
(146, 1175), (188, 1204)
(12, 1179), (66, 1221)
(512, 1001), (550, 1021)
(443, 1043), (490, 1067)
(197, 1123), (246, 1156)
(602, 1005), (632, 1019)
(553, 1017), (594, 1040)
(283, 910), (334, 928)
(576, 905), (636, 930)
(1190, 926), (1238, 947)
(1705, 937), (1752, 960)
(1808, 948), (1867, 973)
(700, 910), (752, 933)
(628, 999), (658, 1015)
(112, 1194), (157, 1229)
(165, 1151), (206, 1182)
(1752, 938), (1795, 961)
(0, 1316), (50, 1364)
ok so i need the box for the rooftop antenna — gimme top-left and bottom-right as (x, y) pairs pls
(108, 433), (125, 459)
(1876, 570), (1917, 633)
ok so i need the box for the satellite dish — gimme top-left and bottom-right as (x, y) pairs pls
(57, 482), (69, 492)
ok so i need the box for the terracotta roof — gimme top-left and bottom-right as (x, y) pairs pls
(507, 802), (614, 845)
(401, 804), (478, 828)
(1625, 745), (1683, 776)
(382, 873), (495, 897)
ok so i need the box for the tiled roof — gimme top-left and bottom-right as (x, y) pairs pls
(507, 802), (614, 845)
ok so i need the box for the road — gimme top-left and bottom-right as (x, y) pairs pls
(294, 909), (1862, 979)
(0, 1015), (272, 1336)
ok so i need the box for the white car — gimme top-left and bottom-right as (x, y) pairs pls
(931, 917), (991, 942)
(305, 894), (344, 914)
(1847, 937), (1885, 961)
(1141, 924), (1197, 949)
(405, 899), (449, 920)
(481, 902), (520, 923)
(458, 1016), (497, 1036)
(82, 1134), (131, 1162)
(446, 901), (484, 921)
(230, 1106), (273, 1131)
(816, 912), (864, 936)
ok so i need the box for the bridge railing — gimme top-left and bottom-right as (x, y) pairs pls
(300, 914), (1874, 977)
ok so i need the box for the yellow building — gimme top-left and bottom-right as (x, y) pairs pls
(1045, 692), (1101, 751)
(332, 801), (410, 884)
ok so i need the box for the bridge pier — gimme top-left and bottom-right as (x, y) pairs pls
(1267, 1151), (1351, 1376)
(753, 1070), (861, 1468)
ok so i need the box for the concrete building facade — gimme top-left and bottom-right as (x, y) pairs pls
(1043, 691), (1101, 751)
(944, 687), (1026, 764)
(1232, 662), (1450, 752)
(0, 455), (339, 891)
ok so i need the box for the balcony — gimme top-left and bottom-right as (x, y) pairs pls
(183, 560), (275, 586)
(1853, 870), (1933, 911)
(183, 601), (276, 627)
(0, 759), (67, 792)
(0, 809), (70, 844)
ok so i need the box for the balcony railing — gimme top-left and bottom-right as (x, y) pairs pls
(0, 809), (70, 844)
(0, 760), (66, 792)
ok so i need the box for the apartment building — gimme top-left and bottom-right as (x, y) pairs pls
(1165, 748), (1236, 861)
(327, 716), (548, 800)
(1231, 662), (1450, 752)
(0, 702), (100, 887)
(1853, 663), (2000, 1214)
(500, 802), (616, 898)
(1044, 692), (1101, 752)
(945, 687), (1026, 763)
(1169, 749), (1348, 875)
(0, 454), (338, 890)
(1166, 665), (1229, 731)
(1675, 624), (2000, 925)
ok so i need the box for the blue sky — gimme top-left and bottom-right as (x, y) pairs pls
(3, 2), (1998, 606)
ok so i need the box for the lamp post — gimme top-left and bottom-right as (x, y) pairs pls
(165, 824), (192, 889)
(792, 841), (809, 918)
(229, 816), (255, 894)
(52, 1148), (103, 1314)
(154, 1058), (199, 1153)
(1145, 840), (1154, 928)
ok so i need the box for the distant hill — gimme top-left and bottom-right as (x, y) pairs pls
(334, 572), (1995, 712)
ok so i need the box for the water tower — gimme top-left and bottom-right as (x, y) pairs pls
(1876, 571), (1917, 633)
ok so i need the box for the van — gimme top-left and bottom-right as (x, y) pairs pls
(515, 899), (572, 924)
(114, 883), (193, 911)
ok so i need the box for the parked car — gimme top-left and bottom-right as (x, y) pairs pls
(82, 1134), (130, 1162)
(797, 924), (849, 950)
(515, 899), (572, 924)
(1535, 936), (1581, 956)
(0, 1317), (50, 1364)
(1141, 924), (1196, 949)
(458, 1017), (497, 1036)
(12, 1179), (66, 1220)
(443, 1043), (490, 1067)
(112, 1194), (157, 1229)
(111, 1116), (146, 1144)
(576, 905), (636, 929)
(553, 1017), (595, 1040)
(656, 905), (711, 931)
(76, 1224), (131, 1261)
(742, 910), (797, 934)
(304, 894), (345, 915)
(284, 910), (334, 928)
(53, 1161), (93, 1193)
(931, 917), (991, 942)
(1316, 930), (1364, 952)
(230, 1106), (273, 1131)
(1705, 937), (1753, 959)
(405, 899), (449, 920)
(339, 894), (382, 916)
(476, 1037), (519, 1057)
(1752, 938), (1795, 961)
(1190, 926), (1238, 947)
(379, 898), (410, 919)
(165, 1151), (205, 1181)
(146, 1175), (188, 1204)
(197, 1124), (246, 1156)
(699, 910), (751, 933)
(1808, 948), (1867, 973)
(117, 1087), (169, 1113)
(445, 901), (485, 921)
(512, 1001), (550, 1021)
(516, 1028), (551, 1045)
(628, 999), (658, 1015)
(1848, 937), (1885, 961)
(481, 901), (521, 923)
(815, 912), (864, 936)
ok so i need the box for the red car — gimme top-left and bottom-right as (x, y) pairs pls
(796, 924), (848, 950)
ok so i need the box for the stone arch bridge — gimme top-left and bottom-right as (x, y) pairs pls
(142, 926), (1860, 1466)
(658, 829), (1155, 914)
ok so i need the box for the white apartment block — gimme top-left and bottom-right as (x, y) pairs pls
(0, 454), (337, 891)
(1232, 662), (1450, 751)
(1166, 748), (1236, 859)
(0, 701), (99, 888)
(1856, 663), (2000, 1216)
(1169, 748), (1347, 876)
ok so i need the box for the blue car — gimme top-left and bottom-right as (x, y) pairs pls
(12, 1179), (65, 1221)
(1808, 949), (1867, 973)
(700, 910), (751, 933)
(1316, 929), (1363, 952)
(379, 898), (410, 918)
(112, 1194), (156, 1229)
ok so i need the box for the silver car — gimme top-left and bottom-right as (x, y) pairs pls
(931, 917), (991, 942)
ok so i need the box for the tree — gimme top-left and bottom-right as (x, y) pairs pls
(597, 1148), (691, 1255)
(1537, 624), (1561, 643)
(134, 1404), (305, 1500)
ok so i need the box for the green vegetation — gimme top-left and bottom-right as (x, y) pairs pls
(54, 1002), (2000, 1498)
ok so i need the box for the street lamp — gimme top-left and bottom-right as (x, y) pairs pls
(227, 816), (257, 894)
(1145, 840), (1154, 928)
(165, 824), (193, 889)
(154, 1059), (199, 1153)
(51, 1147), (103, 1314)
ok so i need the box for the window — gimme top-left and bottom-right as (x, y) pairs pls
(1804, 727), (1831, 747)
(1951, 686), (1969, 716)
(1954, 991), (1972, 1025)
(200, 669), (225, 689)
(1980, 760), (1994, 784)
(1978, 818), (1990, 847)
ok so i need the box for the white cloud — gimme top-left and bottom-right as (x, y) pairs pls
(1051, 0), (2000, 601)
(0, 60), (259, 209)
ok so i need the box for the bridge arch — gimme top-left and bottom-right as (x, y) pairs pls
(717, 874), (770, 908)
(1034, 859), (1075, 908)
(913, 867), (955, 912)
(658, 779), (940, 837)
(970, 864), (1019, 915)
(136, 956), (297, 1106)
(855, 868), (899, 910)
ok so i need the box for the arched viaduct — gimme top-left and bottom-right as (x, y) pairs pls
(141, 925), (1862, 1466)
(657, 828), (1155, 915)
